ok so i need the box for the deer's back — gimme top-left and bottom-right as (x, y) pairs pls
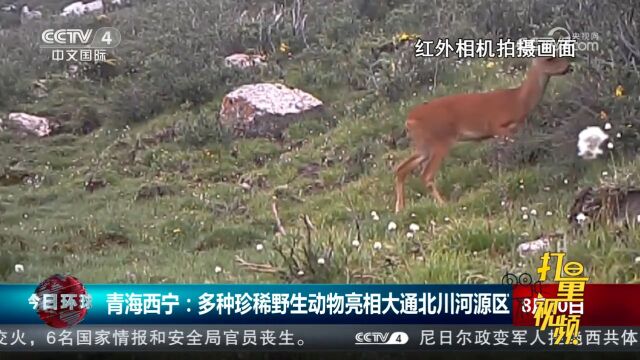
(406, 89), (520, 141)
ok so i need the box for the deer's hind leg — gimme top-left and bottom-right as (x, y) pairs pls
(419, 142), (450, 205)
(394, 152), (429, 213)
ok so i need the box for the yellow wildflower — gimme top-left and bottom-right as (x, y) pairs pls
(279, 43), (290, 53)
(394, 32), (419, 44)
(615, 85), (624, 97)
(486, 61), (496, 69)
(172, 228), (181, 234)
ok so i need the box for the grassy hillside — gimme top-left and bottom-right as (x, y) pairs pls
(1, 0), (639, 286)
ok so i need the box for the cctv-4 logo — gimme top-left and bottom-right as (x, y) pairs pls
(355, 331), (409, 345)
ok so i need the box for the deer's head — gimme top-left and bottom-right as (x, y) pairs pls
(532, 57), (573, 76)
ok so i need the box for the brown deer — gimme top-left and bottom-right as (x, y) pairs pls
(394, 56), (572, 213)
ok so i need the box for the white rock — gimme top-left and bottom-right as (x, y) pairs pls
(224, 53), (267, 69)
(517, 237), (551, 258)
(61, 2), (84, 16)
(61, 0), (102, 16)
(7, 113), (53, 137)
(219, 83), (324, 138)
(21, 5), (41, 20)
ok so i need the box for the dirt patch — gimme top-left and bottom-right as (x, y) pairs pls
(92, 231), (130, 250)
(569, 185), (640, 229)
(136, 182), (176, 200)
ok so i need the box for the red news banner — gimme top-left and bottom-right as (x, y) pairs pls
(512, 284), (640, 327)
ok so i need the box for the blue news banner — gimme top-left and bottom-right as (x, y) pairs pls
(2, 284), (512, 325)
(3, 283), (639, 351)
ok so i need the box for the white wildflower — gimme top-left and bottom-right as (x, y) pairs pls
(387, 221), (397, 231)
(256, 243), (264, 251)
(373, 241), (383, 250)
(604, 122), (612, 130)
(370, 211), (379, 221)
(602, 171), (609, 176)
(14, 264), (24, 273)
(616, 132), (622, 138)
(576, 213), (587, 223)
(214, 266), (222, 273)
(352, 239), (360, 247)
(317, 258), (325, 265)
(406, 232), (414, 238)
(416, 256), (424, 261)
(577, 126), (609, 159)
(522, 214), (529, 220)
(530, 209), (537, 216)
(521, 206), (528, 212)
(546, 211), (553, 216)
(563, 179), (569, 184)
(607, 142), (614, 149)
(635, 256), (640, 264)
(297, 270), (305, 276)
(409, 223), (420, 232)
(444, 217), (450, 222)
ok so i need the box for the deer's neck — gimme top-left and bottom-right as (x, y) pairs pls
(516, 67), (550, 119)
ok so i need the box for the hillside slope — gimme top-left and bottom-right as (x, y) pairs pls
(1, 0), (639, 284)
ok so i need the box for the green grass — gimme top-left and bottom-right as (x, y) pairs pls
(2, 62), (640, 285)
(1, 0), (640, 287)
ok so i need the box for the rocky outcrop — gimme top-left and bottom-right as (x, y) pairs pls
(5, 112), (55, 137)
(219, 83), (324, 138)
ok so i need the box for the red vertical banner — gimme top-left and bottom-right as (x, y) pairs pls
(512, 284), (640, 326)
